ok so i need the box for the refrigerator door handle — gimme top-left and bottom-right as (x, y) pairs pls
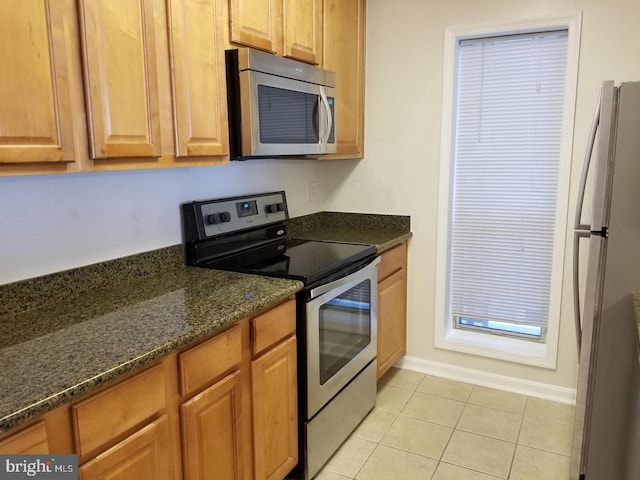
(572, 231), (591, 352)
(575, 93), (601, 231)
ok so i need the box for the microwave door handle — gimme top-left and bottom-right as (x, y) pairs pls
(319, 87), (332, 151)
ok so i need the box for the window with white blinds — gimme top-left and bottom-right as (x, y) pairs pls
(446, 30), (569, 341)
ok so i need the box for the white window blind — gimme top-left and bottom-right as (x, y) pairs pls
(447, 31), (568, 340)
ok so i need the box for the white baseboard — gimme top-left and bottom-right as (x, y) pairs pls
(396, 355), (576, 405)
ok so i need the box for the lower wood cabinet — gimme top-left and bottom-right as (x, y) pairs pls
(79, 416), (174, 480)
(181, 371), (244, 480)
(377, 242), (408, 379)
(0, 421), (49, 454)
(0, 297), (298, 480)
(251, 336), (298, 480)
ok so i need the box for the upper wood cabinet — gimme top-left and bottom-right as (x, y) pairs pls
(0, 0), (87, 174)
(229, 0), (282, 55)
(167, 0), (229, 160)
(282, 0), (322, 65)
(229, 0), (322, 65)
(322, 0), (366, 159)
(78, 0), (162, 160)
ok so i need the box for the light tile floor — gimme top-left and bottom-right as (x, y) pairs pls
(315, 367), (574, 480)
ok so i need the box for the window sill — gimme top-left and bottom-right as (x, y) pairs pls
(434, 328), (556, 369)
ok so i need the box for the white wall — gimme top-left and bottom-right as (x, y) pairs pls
(323, 0), (640, 388)
(0, 160), (325, 285)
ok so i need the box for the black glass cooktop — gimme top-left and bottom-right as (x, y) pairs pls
(202, 238), (376, 285)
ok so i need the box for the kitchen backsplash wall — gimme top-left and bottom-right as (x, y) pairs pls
(0, 159), (329, 285)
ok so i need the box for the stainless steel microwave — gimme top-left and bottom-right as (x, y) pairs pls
(225, 48), (337, 160)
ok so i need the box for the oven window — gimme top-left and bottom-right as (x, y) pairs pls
(318, 279), (372, 385)
(258, 85), (319, 144)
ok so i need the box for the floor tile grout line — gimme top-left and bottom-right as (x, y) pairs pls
(505, 397), (527, 479)
(514, 442), (572, 458)
(351, 441), (377, 480)
(437, 460), (508, 479)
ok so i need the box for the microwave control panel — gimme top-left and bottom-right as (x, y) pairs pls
(195, 192), (288, 238)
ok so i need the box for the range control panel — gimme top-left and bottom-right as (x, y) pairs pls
(196, 191), (288, 238)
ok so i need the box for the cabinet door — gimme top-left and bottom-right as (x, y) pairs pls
(79, 416), (175, 480)
(167, 0), (229, 160)
(78, 0), (162, 159)
(251, 336), (298, 480)
(322, 0), (365, 158)
(282, 0), (322, 65)
(229, 0), (282, 55)
(0, 421), (49, 454)
(181, 371), (244, 480)
(0, 1), (77, 165)
(377, 268), (407, 379)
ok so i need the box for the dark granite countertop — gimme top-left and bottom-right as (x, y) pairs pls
(0, 211), (410, 435)
(0, 255), (301, 433)
(288, 211), (412, 253)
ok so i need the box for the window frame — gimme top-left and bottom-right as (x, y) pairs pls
(434, 14), (582, 369)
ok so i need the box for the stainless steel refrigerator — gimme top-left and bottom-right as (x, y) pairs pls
(571, 80), (640, 480)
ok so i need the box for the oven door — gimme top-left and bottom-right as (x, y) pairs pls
(240, 70), (336, 157)
(305, 256), (380, 418)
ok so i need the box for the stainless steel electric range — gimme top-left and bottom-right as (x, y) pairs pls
(181, 191), (379, 479)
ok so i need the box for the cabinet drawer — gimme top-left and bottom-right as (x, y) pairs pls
(378, 242), (408, 282)
(0, 421), (48, 454)
(251, 299), (296, 356)
(179, 324), (242, 396)
(79, 415), (174, 480)
(72, 364), (166, 456)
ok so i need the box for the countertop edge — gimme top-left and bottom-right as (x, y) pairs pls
(376, 232), (413, 254)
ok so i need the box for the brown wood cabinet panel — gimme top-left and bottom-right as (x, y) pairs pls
(322, 0), (365, 159)
(79, 415), (175, 480)
(378, 243), (408, 282)
(180, 371), (244, 480)
(377, 242), (409, 379)
(78, 0), (162, 159)
(229, 0), (282, 54)
(251, 336), (298, 480)
(179, 324), (242, 397)
(0, 0), (79, 166)
(72, 364), (166, 457)
(0, 421), (49, 454)
(282, 0), (322, 65)
(251, 299), (296, 356)
(167, 0), (229, 160)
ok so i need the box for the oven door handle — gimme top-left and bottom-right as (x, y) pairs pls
(308, 256), (381, 300)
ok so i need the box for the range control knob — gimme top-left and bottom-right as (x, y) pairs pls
(219, 211), (231, 222)
(266, 202), (286, 214)
(206, 213), (220, 225)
